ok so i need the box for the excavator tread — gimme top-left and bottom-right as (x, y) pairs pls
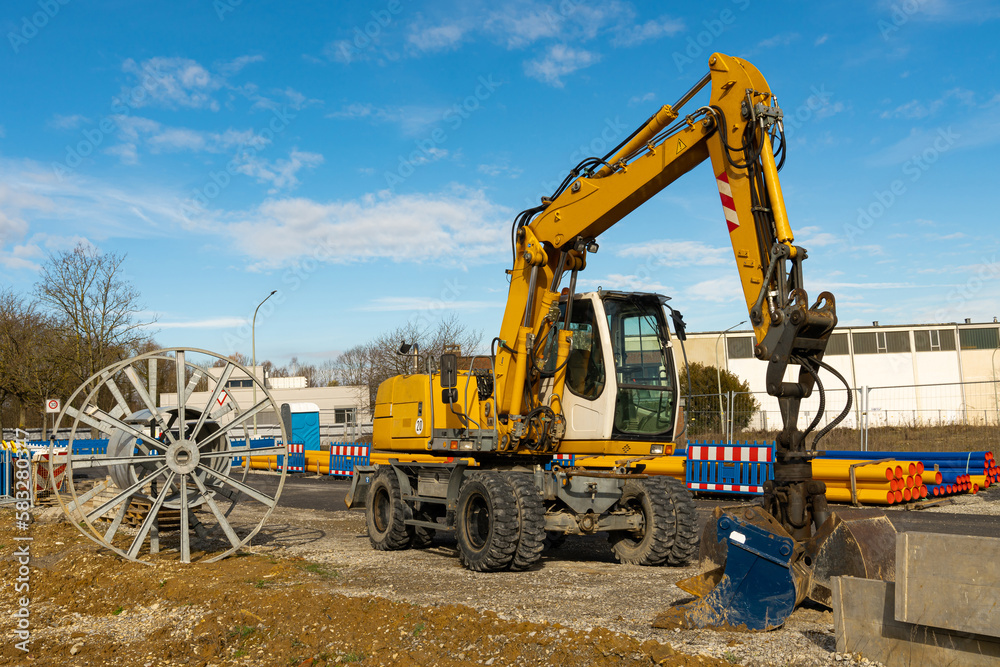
(506, 473), (546, 571)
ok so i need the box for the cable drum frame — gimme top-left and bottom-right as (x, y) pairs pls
(48, 347), (289, 564)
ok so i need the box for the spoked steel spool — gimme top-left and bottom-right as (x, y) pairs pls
(49, 348), (289, 563)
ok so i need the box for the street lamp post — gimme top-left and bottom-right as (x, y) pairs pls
(252, 290), (277, 437)
(716, 321), (746, 442)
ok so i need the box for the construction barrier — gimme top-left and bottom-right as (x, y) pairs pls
(328, 445), (370, 477)
(1, 444), (32, 503)
(545, 453), (575, 470)
(686, 441), (773, 495)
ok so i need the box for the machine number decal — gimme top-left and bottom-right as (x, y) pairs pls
(415, 417), (423, 434)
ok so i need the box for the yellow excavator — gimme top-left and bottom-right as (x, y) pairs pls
(347, 52), (895, 630)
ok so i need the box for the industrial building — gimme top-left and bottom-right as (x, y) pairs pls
(683, 319), (1000, 428)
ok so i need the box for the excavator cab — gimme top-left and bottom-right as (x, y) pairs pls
(540, 291), (680, 448)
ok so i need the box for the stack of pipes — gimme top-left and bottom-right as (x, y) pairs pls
(817, 449), (995, 501)
(813, 458), (931, 505)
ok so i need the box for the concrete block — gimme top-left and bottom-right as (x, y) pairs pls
(895, 531), (1000, 637)
(833, 576), (1000, 666)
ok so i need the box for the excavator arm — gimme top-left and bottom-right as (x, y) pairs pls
(495, 53), (841, 540)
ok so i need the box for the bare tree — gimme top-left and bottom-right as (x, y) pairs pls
(34, 243), (156, 391)
(331, 315), (482, 407)
(0, 290), (74, 434)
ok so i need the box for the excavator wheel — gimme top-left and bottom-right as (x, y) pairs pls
(411, 526), (435, 549)
(366, 468), (414, 551)
(649, 476), (700, 566)
(609, 478), (673, 566)
(455, 472), (519, 572)
(507, 473), (546, 571)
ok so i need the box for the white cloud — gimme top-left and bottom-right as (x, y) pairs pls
(358, 297), (501, 312)
(880, 87), (976, 120)
(157, 316), (249, 329)
(105, 116), (272, 163)
(232, 149), (324, 192)
(49, 114), (89, 130)
(616, 240), (730, 267)
(815, 34), (829, 46)
(611, 17), (684, 47)
(327, 103), (448, 137)
(524, 44), (600, 88)
(577, 274), (671, 293)
(407, 23), (466, 52)
(628, 92), (655, 107)
(756, 33), (800, 49)
(216, 54), (265, 77)
(685, 276), (743, 303)
(121, 57), (223, 110)
(796, 226), (839, 248)
(206, 187), (511, 269)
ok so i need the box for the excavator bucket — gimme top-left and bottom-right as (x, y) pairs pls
(659, 510), (799, 631)
(660, 506), (897, 631)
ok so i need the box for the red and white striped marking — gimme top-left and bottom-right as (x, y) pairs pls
(688, 482), (764, 494)
(716, 171), (740, 233)
(688, 445), (772, 462)
(331, 445), (369, 456)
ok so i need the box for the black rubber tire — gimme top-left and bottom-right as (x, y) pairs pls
(412, 525), (434, 549)
(650, 476), (700, 566)
(365, 469), (413, 551)
(455, 472), (519, 572)
(609, 478), (673, 566)
(507, 473), (545, 571)
(544, 533), (567, 550)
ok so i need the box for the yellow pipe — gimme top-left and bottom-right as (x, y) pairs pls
(824, 487), (895, 505)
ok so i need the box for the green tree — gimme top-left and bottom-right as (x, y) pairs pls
(680, 361), (760, 435)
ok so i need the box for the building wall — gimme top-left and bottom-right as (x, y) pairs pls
(682, 321), (1000, 427)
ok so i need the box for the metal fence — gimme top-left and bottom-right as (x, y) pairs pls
(683, 380), (1000, 452)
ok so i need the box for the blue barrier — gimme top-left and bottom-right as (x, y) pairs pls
(686, 440), (774, 495)
(328, 444), (370, 476)
(28, 439), (108, 455)
(1, 447), (32, 500)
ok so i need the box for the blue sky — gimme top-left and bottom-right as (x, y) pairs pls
(1, 0), (998, 366)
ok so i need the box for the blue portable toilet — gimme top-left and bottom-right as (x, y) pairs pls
(280, 402), (321, 451)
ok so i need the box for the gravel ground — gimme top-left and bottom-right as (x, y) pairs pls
(3, 484), (997, 666)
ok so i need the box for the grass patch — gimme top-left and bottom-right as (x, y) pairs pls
(253, 579), (268, 589)
(229, 625), (255, 640)
(342, 652), (365, 663)
(112, 606), (124, 616)
(413, 622), (425, 637)
(296, 561), (339, 579)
